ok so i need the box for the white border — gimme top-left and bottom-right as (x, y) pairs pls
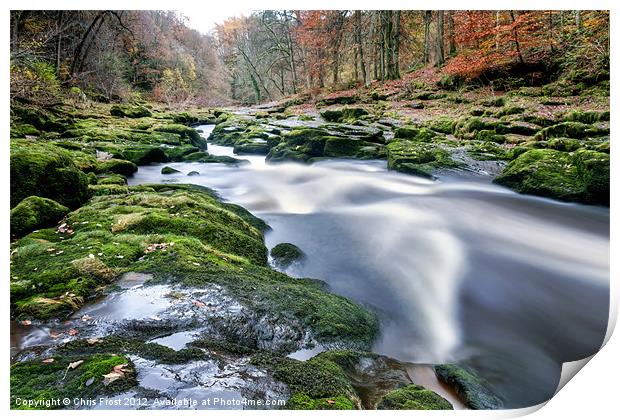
(2, 1), (616, 419)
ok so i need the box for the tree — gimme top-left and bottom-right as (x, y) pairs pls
(436, 10), (445, 66)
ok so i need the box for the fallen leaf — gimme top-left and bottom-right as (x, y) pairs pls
(49, 331), (63, 339)
(68, 360), (83, 369)
(63, 360), (84, 378)
(85, 377), (95, 386)
(42, 358), (55, 364)
(327, 400), (335, 405)
(112, 364), (127, 374)
(87, 337), (102, 345)
(68, 329), (79, 336)
(102, 372), (123, 386)
(20, 320), (32, 326)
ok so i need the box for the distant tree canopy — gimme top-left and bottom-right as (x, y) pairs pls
(10, 10), (609, 106)
(10, 10), (229, 105)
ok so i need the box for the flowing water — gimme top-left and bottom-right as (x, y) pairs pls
(123, 124), (610, 408)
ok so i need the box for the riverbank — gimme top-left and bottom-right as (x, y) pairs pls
(9, 77), (609, 410)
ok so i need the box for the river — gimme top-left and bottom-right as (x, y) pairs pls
(125, 124), (610, 408)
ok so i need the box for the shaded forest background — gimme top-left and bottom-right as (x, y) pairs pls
(10, 10), (609, 106)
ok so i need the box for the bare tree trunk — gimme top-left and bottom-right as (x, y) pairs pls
(436, 10), (445, 66)
(355, 10), (367, 85)
(423, 11), (432, 65)
(448, 11), (456, 55)
(392, 11), (401, 78)
(56, 11), (64, 78)
(509, 11), (525, 64)
(70, 11), (106, 77)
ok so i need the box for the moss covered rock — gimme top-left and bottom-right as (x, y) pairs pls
(534, 121), (609, 141)
(271, 243), (305, 267)
(251, 352), (360, 408)
(434, 364), (502, 410)
(96, 159), (138, 176)
(377, 385), (453, 410)
(10, 196), (69, 237)
(11, 354), (136, 409)
(320, 107), (369, 123)
(494, 148), (609, 205)
(287, 393), (355, 410)
(387, 140), (459, 178)
(153, 124), (207, 148)
(393, 126), (438, 142)
(161, 166), (181, 174)
(10, 185), (378, 349)
(110, 104), (152, 118)
(10, 139), (90, 209)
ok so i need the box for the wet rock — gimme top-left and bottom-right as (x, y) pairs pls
(110, 104), (152, 118)
(434, 364), (502, 409)
(187, 171), (200, 176)
(11, 196), (69, 237)
(161, 166), (181, 174)
(10, 139), (90, 209)
(377, 384), (453, 410)
(270, 243), (304, 268)
(387, 140), (460, 179)
(494, 148), (609, 205)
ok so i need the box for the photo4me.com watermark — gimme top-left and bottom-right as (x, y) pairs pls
(12, 396), (287, 409)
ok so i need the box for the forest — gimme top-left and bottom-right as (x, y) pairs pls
(9, 9), (611, 412)
(10, 10), (609, 104)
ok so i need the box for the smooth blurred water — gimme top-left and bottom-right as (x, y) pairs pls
(128, 125), (609, 407)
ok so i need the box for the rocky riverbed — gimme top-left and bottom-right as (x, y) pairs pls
(9, 80), (609, 410)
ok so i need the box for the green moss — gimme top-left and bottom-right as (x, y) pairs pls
(12, 105), (67, 131)
(172, 111), (215, 125)
(377, 385), (453, 410)
(467, 142), (508, 161)
(387, 140), (459, 179)
(11, 196), (69, 237)
(96, 159), (138, 176)
(251, 352), (359, 407)
(110, 104), (152, 118)
(426, 117), (455, 134)
(287, 393), (355, 410)
(320, 107), (368, 123)
(62, 336), (208, 365)
(475, 130), (506, 143)
(153, 124), (206, 148)
(493, 148), (609, 205)
(11, 184), (377, 346)
(116, 145), (170, 165)
(10, 139), (90, 209)
(534, 122), (609, 140)
(97, 174), (127, 185)
(271, 243), (305, 267)
(323, 137), (362, 157)
(11, 124), (41, 137)
(434, 364), (502, 409)
(266, 128), (329, 163)
(88, 184), (130, 196)
(481, 97), (506, 107)
(161, 166), (181, 174)
(11, 354), (135, 409)
(494, 105), (525, 117)
(564, 110), (610, 124)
